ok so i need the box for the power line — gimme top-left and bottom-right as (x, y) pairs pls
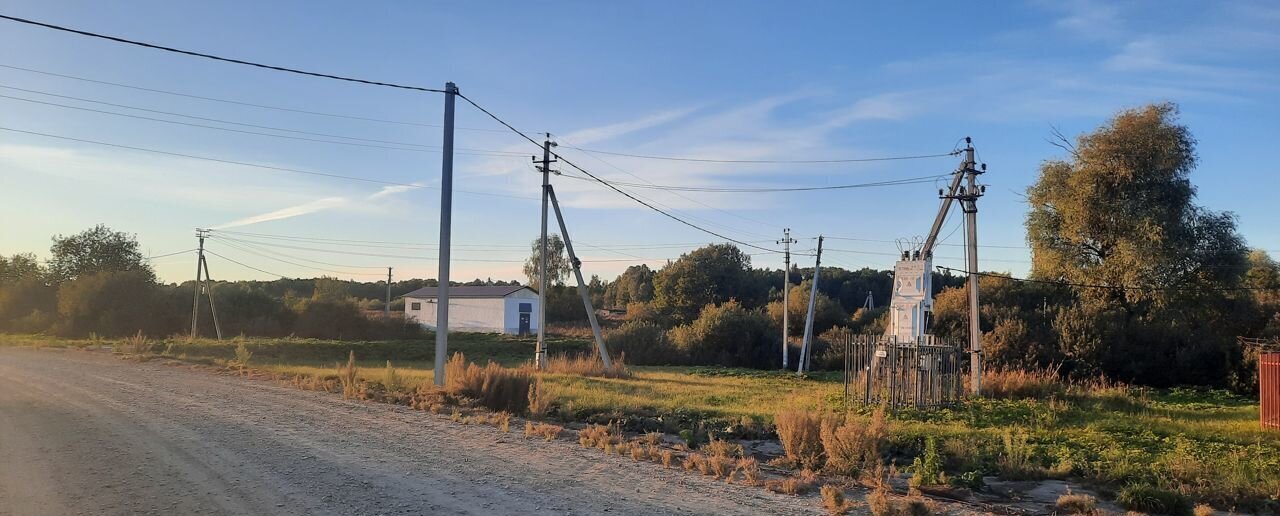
(204, 249), (287, 278)
(0, 15), (446, 93)
(0, 125), (538, 200)
(457, 92), (785, 254)
(0, 63), (513, 132)
(556, 171), (947, 193)
(213, 238), (388, 276)
(146, 248), (196, 259)
(563, 145), (962, 164)
(0, 93), (525, 157)
(0, 83), (529, 154)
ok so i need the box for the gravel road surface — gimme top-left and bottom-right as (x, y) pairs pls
(0, 347), (826, 515)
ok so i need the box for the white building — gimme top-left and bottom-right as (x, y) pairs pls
(402, 285), (540, 335)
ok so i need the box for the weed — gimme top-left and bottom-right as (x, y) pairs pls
(383, 360), (403, 392)
(775, 408), (827, 469)
(821, 485), (849, 516)
(661, 449), (674, 468)
(909, 437), (944, 487)
(867, 483), (931, 516)
(444, 353), (533, 414)
(338, 350), (359, 399)
(527, 378), (553, 418)
(1055, 490), (1098, 515)
(643, 431), (662, 446)
(705, 435), (744, 459)
(118, 331), (154, 357)
(542, 352), (630, 378)
(1192, 504), (1214, 516)
(708, 455), (735, 478)
(1115, 484), (1192, 516)
(984, 367), (1065, 400)
(736, 457), (761, 485)
(232, 341), (253, 372)
(492, 411), (511, 432)
(683, 452), (705, 472)
(630, 444), (646, 461)
(997, 429), (1045, 480)
(578, 422), (621, 449)
(451, 409), (462, 422)
(822, 406), (887, 476)
(766, 469), (818, 496)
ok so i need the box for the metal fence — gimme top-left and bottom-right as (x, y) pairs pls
(1263, 353), (1280, 430)
(836, 332), (967, 410)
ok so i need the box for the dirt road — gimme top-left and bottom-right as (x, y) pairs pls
(0, 347), (825, 515)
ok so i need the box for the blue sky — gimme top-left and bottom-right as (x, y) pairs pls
(1, 1), (1277, 284)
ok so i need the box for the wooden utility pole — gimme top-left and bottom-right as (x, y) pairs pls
(777, 228), (797, 369)
(433, 82), (457, 387)
(958, 139), (985, 395)
(534, 134), (556, 369)
(190, 228), (222, 339)
(385, 267), (392, 319)
(547, 186), (612, 368)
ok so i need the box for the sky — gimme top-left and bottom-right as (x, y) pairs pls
(1, 1), (1277, 285)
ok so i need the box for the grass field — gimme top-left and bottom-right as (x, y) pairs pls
(5, 332), (1278, 513)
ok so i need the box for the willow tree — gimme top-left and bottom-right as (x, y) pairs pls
(1025, 103), (1252, 384)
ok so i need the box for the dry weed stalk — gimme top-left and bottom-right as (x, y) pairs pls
(821, 406), (887, 476)
(541, 352), (630, 378)
(736, 457), (761, 486)
(661, 450), (674, 468)
(821, 485), (851, 516)
(338, 350), (359, 399)
(775, 409), (827, 469)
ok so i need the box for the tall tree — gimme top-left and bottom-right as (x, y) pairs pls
(48, 225), (154, 283)
(652, 244), (756, 323)
(522, 234), (571, 289)
(605, 264), (655, 307)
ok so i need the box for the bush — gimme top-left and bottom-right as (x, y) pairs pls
(1116, 484), (1192, 516)
(444, 353), (533, 414)
(668, 300), (777, 368)
(1055, 492), (1098, 515)
(775, 409), (827, 469)
(821, 406), (887, 476)
(56, 270), (163, 337)
(605, 320), (676, 365)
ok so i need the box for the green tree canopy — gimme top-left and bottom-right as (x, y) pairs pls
(652, 244), (756, 323)
(48, 225), (154, 283)
(604, 264), (655, 307)
(522, 234), (571, 289)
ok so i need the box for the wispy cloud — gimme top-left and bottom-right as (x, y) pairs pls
(210, 182), (424, 229)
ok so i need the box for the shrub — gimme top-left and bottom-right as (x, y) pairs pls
(524, 422), (562, 441)
(984, 367), (1066, 400)
(909, 437), (944, 487)
(543, 352), (630, 378)
(736, 457), (760, 485)
(604, 320), (676, 365)
(668, 300), (777, 368)
(821, 485), (849, 516)
(766, 469), (818, 496)
(660, 449), (674, 468)
(117, 330), (154, 356)
(705, 435), (744, 459)
(997, 429), (1045, 480)
(1115, 484), (1192, 516)
(57, 270), (163, 337)
(1054, 491), (1098, 515)
(444, 353), (533, 414)
(821, 406), (887, 476)
(775, 409), (827, 469)
(234, 341), (254, 371)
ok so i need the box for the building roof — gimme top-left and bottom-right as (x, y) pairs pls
(401, 285), (534, 299)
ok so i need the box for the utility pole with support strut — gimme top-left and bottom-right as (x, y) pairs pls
(189, 228), (222, 340)
(433, 82), (457, 387)
(534, 134), (556, 370)
(955, 139), (985, 395)
(777, 228), (797, 369)
(798, 235), (823, 374)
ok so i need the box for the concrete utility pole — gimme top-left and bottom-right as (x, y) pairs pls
(433, 82), (457, 387)
(534, 134), (556, 369)
(958, 138), (985, 395)
(798, 235), (823, 374)
(385, 267), (392, 319)
(777, 228), (797, 369)
(190, 228), (222, 339)
(547, 186), (612, 368)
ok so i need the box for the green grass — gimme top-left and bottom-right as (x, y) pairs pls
(4, 332), (1278, 510)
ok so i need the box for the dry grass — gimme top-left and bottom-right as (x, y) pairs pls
(821, 406), (887, 476)
(821, 485), (851, 515)
(1054, 491), (1099, 515)
(338, 350), (360, 399)
(527, 378), (553, 418)
(643, 431), (662, 446)
(775, 409), (827, 469)
(660, 449), (674, 468)
(117, 330), (154, 357)
(382, 360), (404, 392)
(708, 455), (736, 479)
(541, 352), (630, 378)
(492, 411), (511, 432)
(984, 367), (1066, 400)
(682, 452), (705, 472)
(705, 435), (744, 459)
(444, 353), (533, 414)
(867, 483), (932, 516)
(735, 457), (761, 485)
(578, 422), (622, 449)
(1193, 504), (1214, 516)
(523, 421), (563, 441)
(233, 341), (253, 372)
(766, 469), (818, 496)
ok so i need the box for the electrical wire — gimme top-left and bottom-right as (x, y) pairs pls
(145, 248), (195, 259)
(0, 93), (526, 157)
(555, 171), (947, 193)
(0, 126), (538, 200)
(0, 84), (530, 154)
(563, 145), (962, 164)
(0, 15), (446, 93)
(204, 249), (288, 278)
(457, 93), (785, 254)
(212, 238), (388, 276)
(0, 63), (517, 132)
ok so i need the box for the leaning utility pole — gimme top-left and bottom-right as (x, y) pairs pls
(798, 235), (823, 374)
(777, 228), (797, 369)
(189, 228), (222, 339)
(957, 139), (985, 395)
(547, 185), (613, 368)
(385, 267), (392, 319)
(433, 82), (457, 387)
(534, 134), (556, 369)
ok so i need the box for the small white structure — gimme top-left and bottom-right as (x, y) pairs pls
(403, 285), (540, 335)
(888, 256), (933, 341)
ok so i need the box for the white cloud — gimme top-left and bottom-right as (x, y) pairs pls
(210, 197), (348, 229)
